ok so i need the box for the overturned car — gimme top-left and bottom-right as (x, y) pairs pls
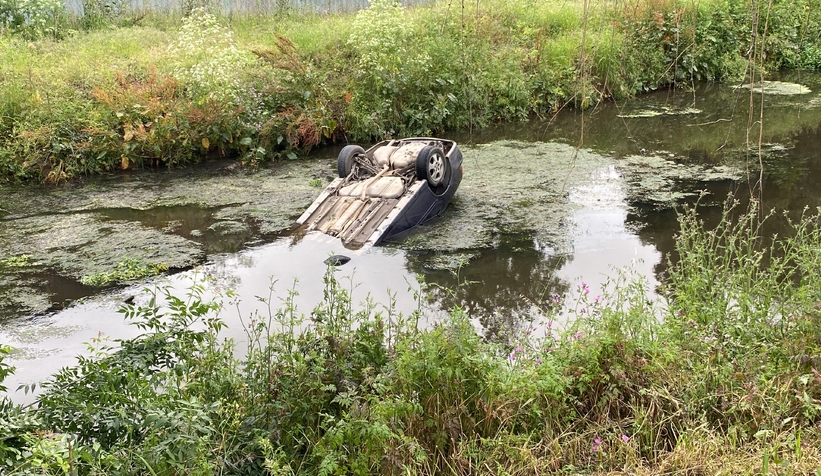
(295, 137), (463, 248)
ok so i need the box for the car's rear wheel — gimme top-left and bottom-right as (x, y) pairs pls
(338, 145), (365, 178)
(416, 146), (449, 189)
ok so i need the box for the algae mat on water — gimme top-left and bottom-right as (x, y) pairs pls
(400, 141), (743, 255)
(0, 160), (329, 320)
(0, 142), (745, 321)
(401, 141), (606, 254)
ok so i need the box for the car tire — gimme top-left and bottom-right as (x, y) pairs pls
(338, 145), (365, 178)
(416, 146), (450, 190)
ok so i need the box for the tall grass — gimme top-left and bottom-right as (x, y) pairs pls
(1, 0), (820, 182)
(2, 196), (821, 474)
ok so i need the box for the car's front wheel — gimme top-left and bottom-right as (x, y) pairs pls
(416, 146), (449, 190)
(337, 145), (366, 178)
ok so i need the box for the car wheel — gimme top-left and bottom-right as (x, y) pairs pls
(416, 146), (449, 188)
(338, 145), (365, 178)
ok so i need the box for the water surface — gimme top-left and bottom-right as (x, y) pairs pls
(3, 73), (821, 402)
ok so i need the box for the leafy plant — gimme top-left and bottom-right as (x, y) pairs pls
(0, 0), (64, 37)
(80, 258), (168, 287)
(168, 7), (257, 108)
(0, 344), (13, 393)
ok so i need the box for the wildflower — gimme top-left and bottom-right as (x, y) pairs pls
(594, 295), (600, 303)
(552, 295), (560, 303)
(546, 320), (554, 328)
(621, 434), (630, 442)
(592, 438), (601, 452)
(535, 358), (542, 364)
(573, 332), (583, 339)
(515, 346), (522, 352)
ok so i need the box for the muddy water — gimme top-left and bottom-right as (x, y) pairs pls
(3, 72), (821, 402)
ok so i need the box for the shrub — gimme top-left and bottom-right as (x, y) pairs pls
(666, 197), (821, 440)
(0, 0), (64, 37)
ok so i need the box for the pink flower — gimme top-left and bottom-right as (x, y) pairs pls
(594, 295), (600, 303)
(535, 358), (542, 364)
(621, 434), (630, 442)
(574, 332), (583, 339)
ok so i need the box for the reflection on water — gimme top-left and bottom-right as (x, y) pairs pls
(4, 72), (821, 402)
(406, 235), (570, 344)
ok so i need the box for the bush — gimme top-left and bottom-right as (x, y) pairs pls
(4, 200), (821, 473)
(0, 0), (64, 37)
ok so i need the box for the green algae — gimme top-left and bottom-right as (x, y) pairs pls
(416, 252), (480, 273)
(617, 153), (743, 207)
(0, 139), (770, 319)
(401, 140), (745, 273)
(0, 255), (31, 268)
(3, 322), (86, 345)
(617, 106), (702, 118)
(401, 141), (606, 254)
(0, 160), (329, 319)
(738, 81), (812, 96)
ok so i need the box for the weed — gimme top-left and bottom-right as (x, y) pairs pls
(2, 0), (821, 181)
(0, 344), (13, 393)
(80, 258), (168, 286)
(0, 0), (64, 38)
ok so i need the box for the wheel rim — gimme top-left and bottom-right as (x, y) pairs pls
(427, 153), (445, 186)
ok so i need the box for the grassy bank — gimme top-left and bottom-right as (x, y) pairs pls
(1, 198), (821, 474)
(1, 0), (820, 182)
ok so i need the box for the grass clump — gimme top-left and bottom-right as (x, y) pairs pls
(1, 0), (820, 182)
(2, 197), (821, 474)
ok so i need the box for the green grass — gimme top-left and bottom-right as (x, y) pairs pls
(1, 0), (820, 182)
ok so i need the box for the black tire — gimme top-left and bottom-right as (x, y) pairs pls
(338, 145), (365, 178)
(416, 146), (450, 190)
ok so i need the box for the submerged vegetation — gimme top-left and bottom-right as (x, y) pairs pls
(0, 0), (820, 182)
(2, 198), (821, 474)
